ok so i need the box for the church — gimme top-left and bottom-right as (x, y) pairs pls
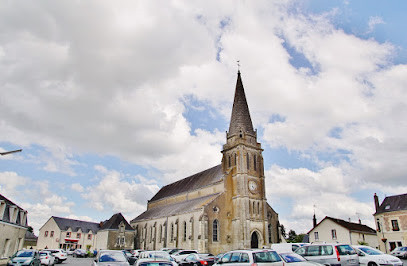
(130, 71), (281, 254)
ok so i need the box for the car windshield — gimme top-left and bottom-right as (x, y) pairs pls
(39, 252), (49, 256)
(254, 251), (282, 263)
(358, 247), (382, 255)
(139, 263), (173, 266)
(99, 252), (127, 262)
(280, 253), (306, 263)
(168, 249), (180, 255)
(15, 250), (34, 257)
(400, 247), (407, 251)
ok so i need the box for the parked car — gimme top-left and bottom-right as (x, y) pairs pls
(92, 250), (130, 266)
(276, 252), (323, 266)
(131, 249), (144, 259)
(353, 245), (403, 266)
(73, 248), (88, 258)
(136, 258), (175, 266)
(42, 249), (67, 264)
(122, 250), (137, 265)
(7, 249), (41, 266)
(271, 243), (307, 253)
(171, 250), (198, 263)
(214, 253), (224, 263)
(179, 253), (216, 266)
(66, 248), (75, 255)
(295, 243), (358, 266)
(390, 246), (407, 259)
(214, 249), (283, 266)
(39, 250), (55, 266)
(139, 251), (177, 266)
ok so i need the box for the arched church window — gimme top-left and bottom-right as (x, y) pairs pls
(268, 224), (272, 243)
(213, 219), (219, 242)
(228, 155), (231, 168)
(150, 226), (153, 242)
(249, 200), (252, 214)
(253, 201), (256, 214)
(258, 202), (260, 215)
(254, 155), (257, 171)
(247, 153), (250, 170)
(183, 221), (187, 241)
(234, 153), (237, 165)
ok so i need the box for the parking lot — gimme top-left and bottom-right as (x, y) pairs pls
(58, 257), (407, 266)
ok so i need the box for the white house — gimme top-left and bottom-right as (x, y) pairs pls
(308, 216), (378, 248)
(0, 194), (28, 263)
(373, 193), (407, 253)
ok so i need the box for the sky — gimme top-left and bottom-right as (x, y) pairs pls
(1, 0), (407, 236)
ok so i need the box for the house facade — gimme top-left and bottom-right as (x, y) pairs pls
(308, 216), (378, 248)
(37, 213), (134, 250)
(0, 194), (28, 261)
(373, 193), (407, 253)
(130, 71), (281, 255)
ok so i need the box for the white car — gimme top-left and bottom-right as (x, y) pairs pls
(390, 246), (407, 259)
(171, 250), (198, 263)
(39, 251), (55, 266)
(139, 251), (178, 266)
(42, 249), (67, 264)
(214, 249), (283, 266)
(353, 245), (402, 266)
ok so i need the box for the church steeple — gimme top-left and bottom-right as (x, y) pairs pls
(228, 71), (255, 137)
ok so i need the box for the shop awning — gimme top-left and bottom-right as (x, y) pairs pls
(64, 238), (79, 242)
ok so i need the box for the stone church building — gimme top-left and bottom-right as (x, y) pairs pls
(130, 72), (281, 254)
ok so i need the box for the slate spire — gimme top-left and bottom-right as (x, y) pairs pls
(228, 71), (255, 136)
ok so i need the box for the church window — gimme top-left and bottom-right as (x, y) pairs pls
(234, 153), (237, 165)
(268, 224), (272, 243)
(183, 221), (187, 241)
(150, 226), (153, 242)
(258, 202), (260, 214)
(247, 153), (250, 170)
(171, 223), (174, 242)
(254, 155), (257, 171)
(253, 201), (256, 214)
(213, 220), (219, 242)
(249, 201), (252, 214)
(228, 155), (231, 168)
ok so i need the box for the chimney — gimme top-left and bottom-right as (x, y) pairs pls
(374, 193), (379, 212)
(359, 219), (361, 224)
(313, 214), (317, 228)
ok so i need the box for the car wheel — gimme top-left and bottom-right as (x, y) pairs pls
(368, 262), (377, 266)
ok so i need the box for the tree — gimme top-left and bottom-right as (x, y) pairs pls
(288, 230), (297, 242)
(280, 224), (287, 239)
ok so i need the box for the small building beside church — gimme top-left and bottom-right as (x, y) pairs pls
(130, 71), (281, 255)
(308, 216), (377, 247)
(0, 194), (28, 261)
(373, 193), (407, 253)
(37, 213), (134, 250)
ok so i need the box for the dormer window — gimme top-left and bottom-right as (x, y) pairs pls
(385, 205), (390, 210)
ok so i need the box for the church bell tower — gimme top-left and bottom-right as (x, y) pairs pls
(221, 71), (266, 248)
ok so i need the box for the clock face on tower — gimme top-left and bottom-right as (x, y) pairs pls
(248, 180), (258, 193)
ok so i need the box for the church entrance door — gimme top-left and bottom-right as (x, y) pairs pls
(251, 232), (259, 248)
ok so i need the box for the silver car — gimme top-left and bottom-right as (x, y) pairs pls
(295, 244), (358, 266)
(214, 249), (283, 266)
(92, 250), (130, 266)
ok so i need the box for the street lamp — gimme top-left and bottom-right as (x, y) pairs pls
(0, 149), (22, 156)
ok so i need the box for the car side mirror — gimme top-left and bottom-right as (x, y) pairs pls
(94, 259), (97, 262)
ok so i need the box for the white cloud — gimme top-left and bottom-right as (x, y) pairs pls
(367, 16), (385, 33)
(82, 166), (160, 218)
(71, 183), (84, 193)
